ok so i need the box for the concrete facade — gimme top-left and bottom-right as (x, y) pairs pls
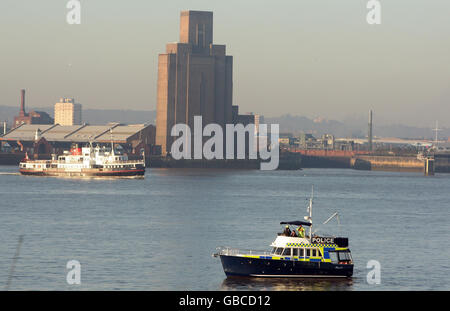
(156, 11), (233, 155)
(54, 98), (82, 126)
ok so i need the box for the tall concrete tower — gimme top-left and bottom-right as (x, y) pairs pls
(368, 110), (373, 152)
(156, 10), (233, 155)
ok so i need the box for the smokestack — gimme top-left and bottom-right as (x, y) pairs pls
(20, 89), (26, 116)
(368, 110), (373, 152)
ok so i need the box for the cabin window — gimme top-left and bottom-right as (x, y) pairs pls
(299, 248), (304, 257)
(272, 247), (277, 254)
(312, 249), (317, 257)
(317, 249), (322, 257)
(275, 248), (283, 255)
(292, 248), (298, 256)
(306, 249), (311, 257)
(329, 251), (338, 263)
(338, 251), (352, 261)
(282, 248), (291, 256)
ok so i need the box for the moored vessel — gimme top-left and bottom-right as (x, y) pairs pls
(19, 143), (145, 178)
(214, 188), (353, 278)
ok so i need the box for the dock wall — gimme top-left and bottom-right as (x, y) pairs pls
(435, 154), (450, 173)
(351, 156), (423, 172)
(0, 153), (24, 165)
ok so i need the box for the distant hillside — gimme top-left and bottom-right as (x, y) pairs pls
(264, 114), (361, 138)
(1, 106), (447, 140)
(0, 106), (156, 125)
(265, 114), (449, 140)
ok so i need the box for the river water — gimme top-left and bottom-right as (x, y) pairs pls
(0, 166), (448, 290)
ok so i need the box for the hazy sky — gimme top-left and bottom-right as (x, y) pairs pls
(1, 0), (449, 127)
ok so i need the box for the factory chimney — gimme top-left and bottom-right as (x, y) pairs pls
(368, 110), (373, 152)
(19, 89), (26, 117)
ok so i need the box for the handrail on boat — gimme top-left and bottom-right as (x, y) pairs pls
(213, 246), (272, 257)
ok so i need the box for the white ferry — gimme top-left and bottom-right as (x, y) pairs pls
(214, 189), (353, 278)
(19, 143), (145, 178)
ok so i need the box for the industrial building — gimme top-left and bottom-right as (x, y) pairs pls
(156, 10), (233, 155)
(13, 89), (53, 127)
(0, 123), (156, 159)
(231, 106), (264, 134)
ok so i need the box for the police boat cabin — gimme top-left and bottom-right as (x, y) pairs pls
(214, 192), (353, 278)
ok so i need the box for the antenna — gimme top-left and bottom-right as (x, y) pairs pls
(432, 120), (442, 144)
(303, 186), (314, 239)
(323, 212), (340, 226)
(110, 128), (115, 156)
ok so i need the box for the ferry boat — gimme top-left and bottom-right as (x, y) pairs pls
(214, 189), (353, 278)
(19, 143), (145, 178)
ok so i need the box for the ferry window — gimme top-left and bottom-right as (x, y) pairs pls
(275, 248), (283, 255)
(312, 249), (317, 257)
(299, 248), (304, 257)
(292, 248), (298, 256)
(282, 248), (291, 256)
(306, 249), (311, 257)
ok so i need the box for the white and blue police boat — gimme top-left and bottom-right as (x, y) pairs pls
(213, 190), (353, 278)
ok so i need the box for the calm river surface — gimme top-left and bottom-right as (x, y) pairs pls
(0, 166), (449, 290)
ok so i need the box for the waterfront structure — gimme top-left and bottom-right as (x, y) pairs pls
(156, 10), (233, 155)
(232, 110), (264, 135)
(13, 89), (53, 127)
(0, 123), (156, 157)
(54, 98), (82, 126)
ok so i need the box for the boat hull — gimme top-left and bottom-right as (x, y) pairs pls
(219, 255), (353, 278)
(19, 167), (145, 178)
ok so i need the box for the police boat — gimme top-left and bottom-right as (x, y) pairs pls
(213, 190), (353, 278)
